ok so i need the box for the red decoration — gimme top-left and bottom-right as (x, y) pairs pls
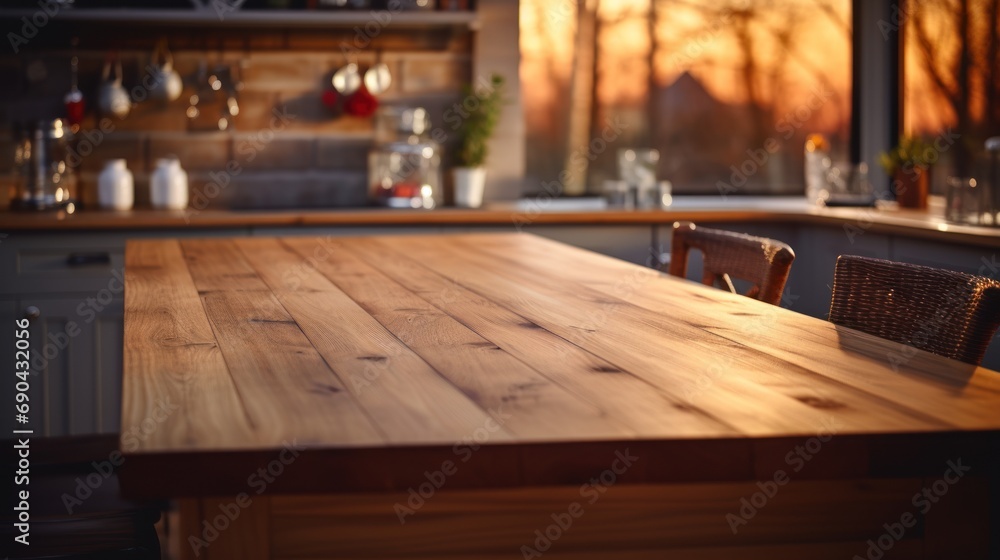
(321, 88), (339, 109)
(391, 182), (420, 199)
(345, 85), (378, 118)
(64, 91), (85, 126)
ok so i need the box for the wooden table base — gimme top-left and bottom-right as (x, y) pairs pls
(170, 478), (989, 560)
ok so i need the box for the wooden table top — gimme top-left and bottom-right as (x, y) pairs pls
(120, 233), (1000, 498)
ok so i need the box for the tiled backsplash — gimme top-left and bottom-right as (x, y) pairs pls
(1, 42), (473, 209)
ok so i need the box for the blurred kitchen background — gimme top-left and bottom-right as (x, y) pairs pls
(0, 0), (997, 209)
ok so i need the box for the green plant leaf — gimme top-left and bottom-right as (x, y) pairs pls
(455, 73), (506, 167)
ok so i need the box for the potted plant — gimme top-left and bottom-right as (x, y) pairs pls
(452, 74), (505, 208)
(879, 135), (935, 209)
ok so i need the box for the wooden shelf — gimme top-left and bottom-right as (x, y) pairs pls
(0, 8), (478, 29)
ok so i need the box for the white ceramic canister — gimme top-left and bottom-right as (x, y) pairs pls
(150, 157), (188, 210)
(97, 159), (134, 211)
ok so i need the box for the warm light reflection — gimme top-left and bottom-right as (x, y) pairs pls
(519, 0), (855, 192)
(520, 0), (853, 131)
(903, 0), (999, 135)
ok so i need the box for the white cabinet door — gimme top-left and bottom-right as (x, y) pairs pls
(9, 296), (123, 437)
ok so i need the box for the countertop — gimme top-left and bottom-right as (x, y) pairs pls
(120, 233), (1000, 498)
(3, 196), (1000, 247)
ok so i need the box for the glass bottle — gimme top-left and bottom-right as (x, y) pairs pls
(368, 107), (441, 209)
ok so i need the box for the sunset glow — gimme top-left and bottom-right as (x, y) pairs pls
(521, 0), (853, 134)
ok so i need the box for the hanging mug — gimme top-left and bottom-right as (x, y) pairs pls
(150, 46), (183, 102)
(99, 60), (131, 119)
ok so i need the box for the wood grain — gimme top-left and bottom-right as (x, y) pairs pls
(231, 237), (515, 444)
(470, 232), (1000, 429)
(122, 233), (1000, 500)
(198, 289), (384, 446)
(180, 239), (270, 292)
(340, 236), (737, 438)
(122, 239), (256, 450)
(390, 235), (949, 435)
(265, 481), (933, 558)
(281, 236), (636, 441)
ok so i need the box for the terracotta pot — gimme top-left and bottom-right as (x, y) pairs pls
(893, 168), (929, 210)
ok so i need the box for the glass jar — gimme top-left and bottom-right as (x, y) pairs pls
(369, 107), (441, 209)
(945, 177), (983, 225)
(374, 106), (430, 143)
(369, 143), (441, 209)
(11, 119), (76, 211)
(804, 134), (831, 206)
(987, 137), (1000, 226)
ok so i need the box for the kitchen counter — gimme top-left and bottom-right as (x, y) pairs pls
(3, 196), (1000, 248)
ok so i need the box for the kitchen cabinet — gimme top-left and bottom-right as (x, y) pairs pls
(1, 296), (122, 436)
(785, 225), (892, 319)
(892, 237), (998, 276)
(0, 228), (248, 439)
(525, 226), (654, 266)
(0, 234), (126, 437)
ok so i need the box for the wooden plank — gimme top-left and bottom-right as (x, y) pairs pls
(273, 546), (923, 560)
(174, 499), (202, 560)
(476, 232), (1000, 430)
(199, 290), (384, 446)
(232, 237), (511, 444)
(282, 236), (637, 441)
(389, 235), (944, 436)
(923, 476), (990, 558)
(276, 291), (512, 443)
(122, 240), (255, 451)
(267, 480), (925, 558)
(232, 237), (336, 294)
(180, 239), (270, 292)
(198, 496), (271, 560)
(341, 236), (740, 438)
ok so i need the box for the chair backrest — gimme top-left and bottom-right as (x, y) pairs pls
(668, 221), (795, 306)
(829, 255), (1000, 365)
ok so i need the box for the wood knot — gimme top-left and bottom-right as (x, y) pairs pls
(358, 355), (388, 363)
(468, 341), (502, 350)
(795, 396), (845, 410)
(309, 383), (342, 395)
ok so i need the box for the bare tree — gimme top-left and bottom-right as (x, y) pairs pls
(984, 0), (999, 132)
(562, 0), (600, 195)
(763, 5), (847, 129)
(646, 0), (662, 147)
(811, 0), (852, 40)
(910, 0), (998, 174)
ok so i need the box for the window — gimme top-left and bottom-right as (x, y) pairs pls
(903, 0), (1000, 193)
(520, 0), (853, 195)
